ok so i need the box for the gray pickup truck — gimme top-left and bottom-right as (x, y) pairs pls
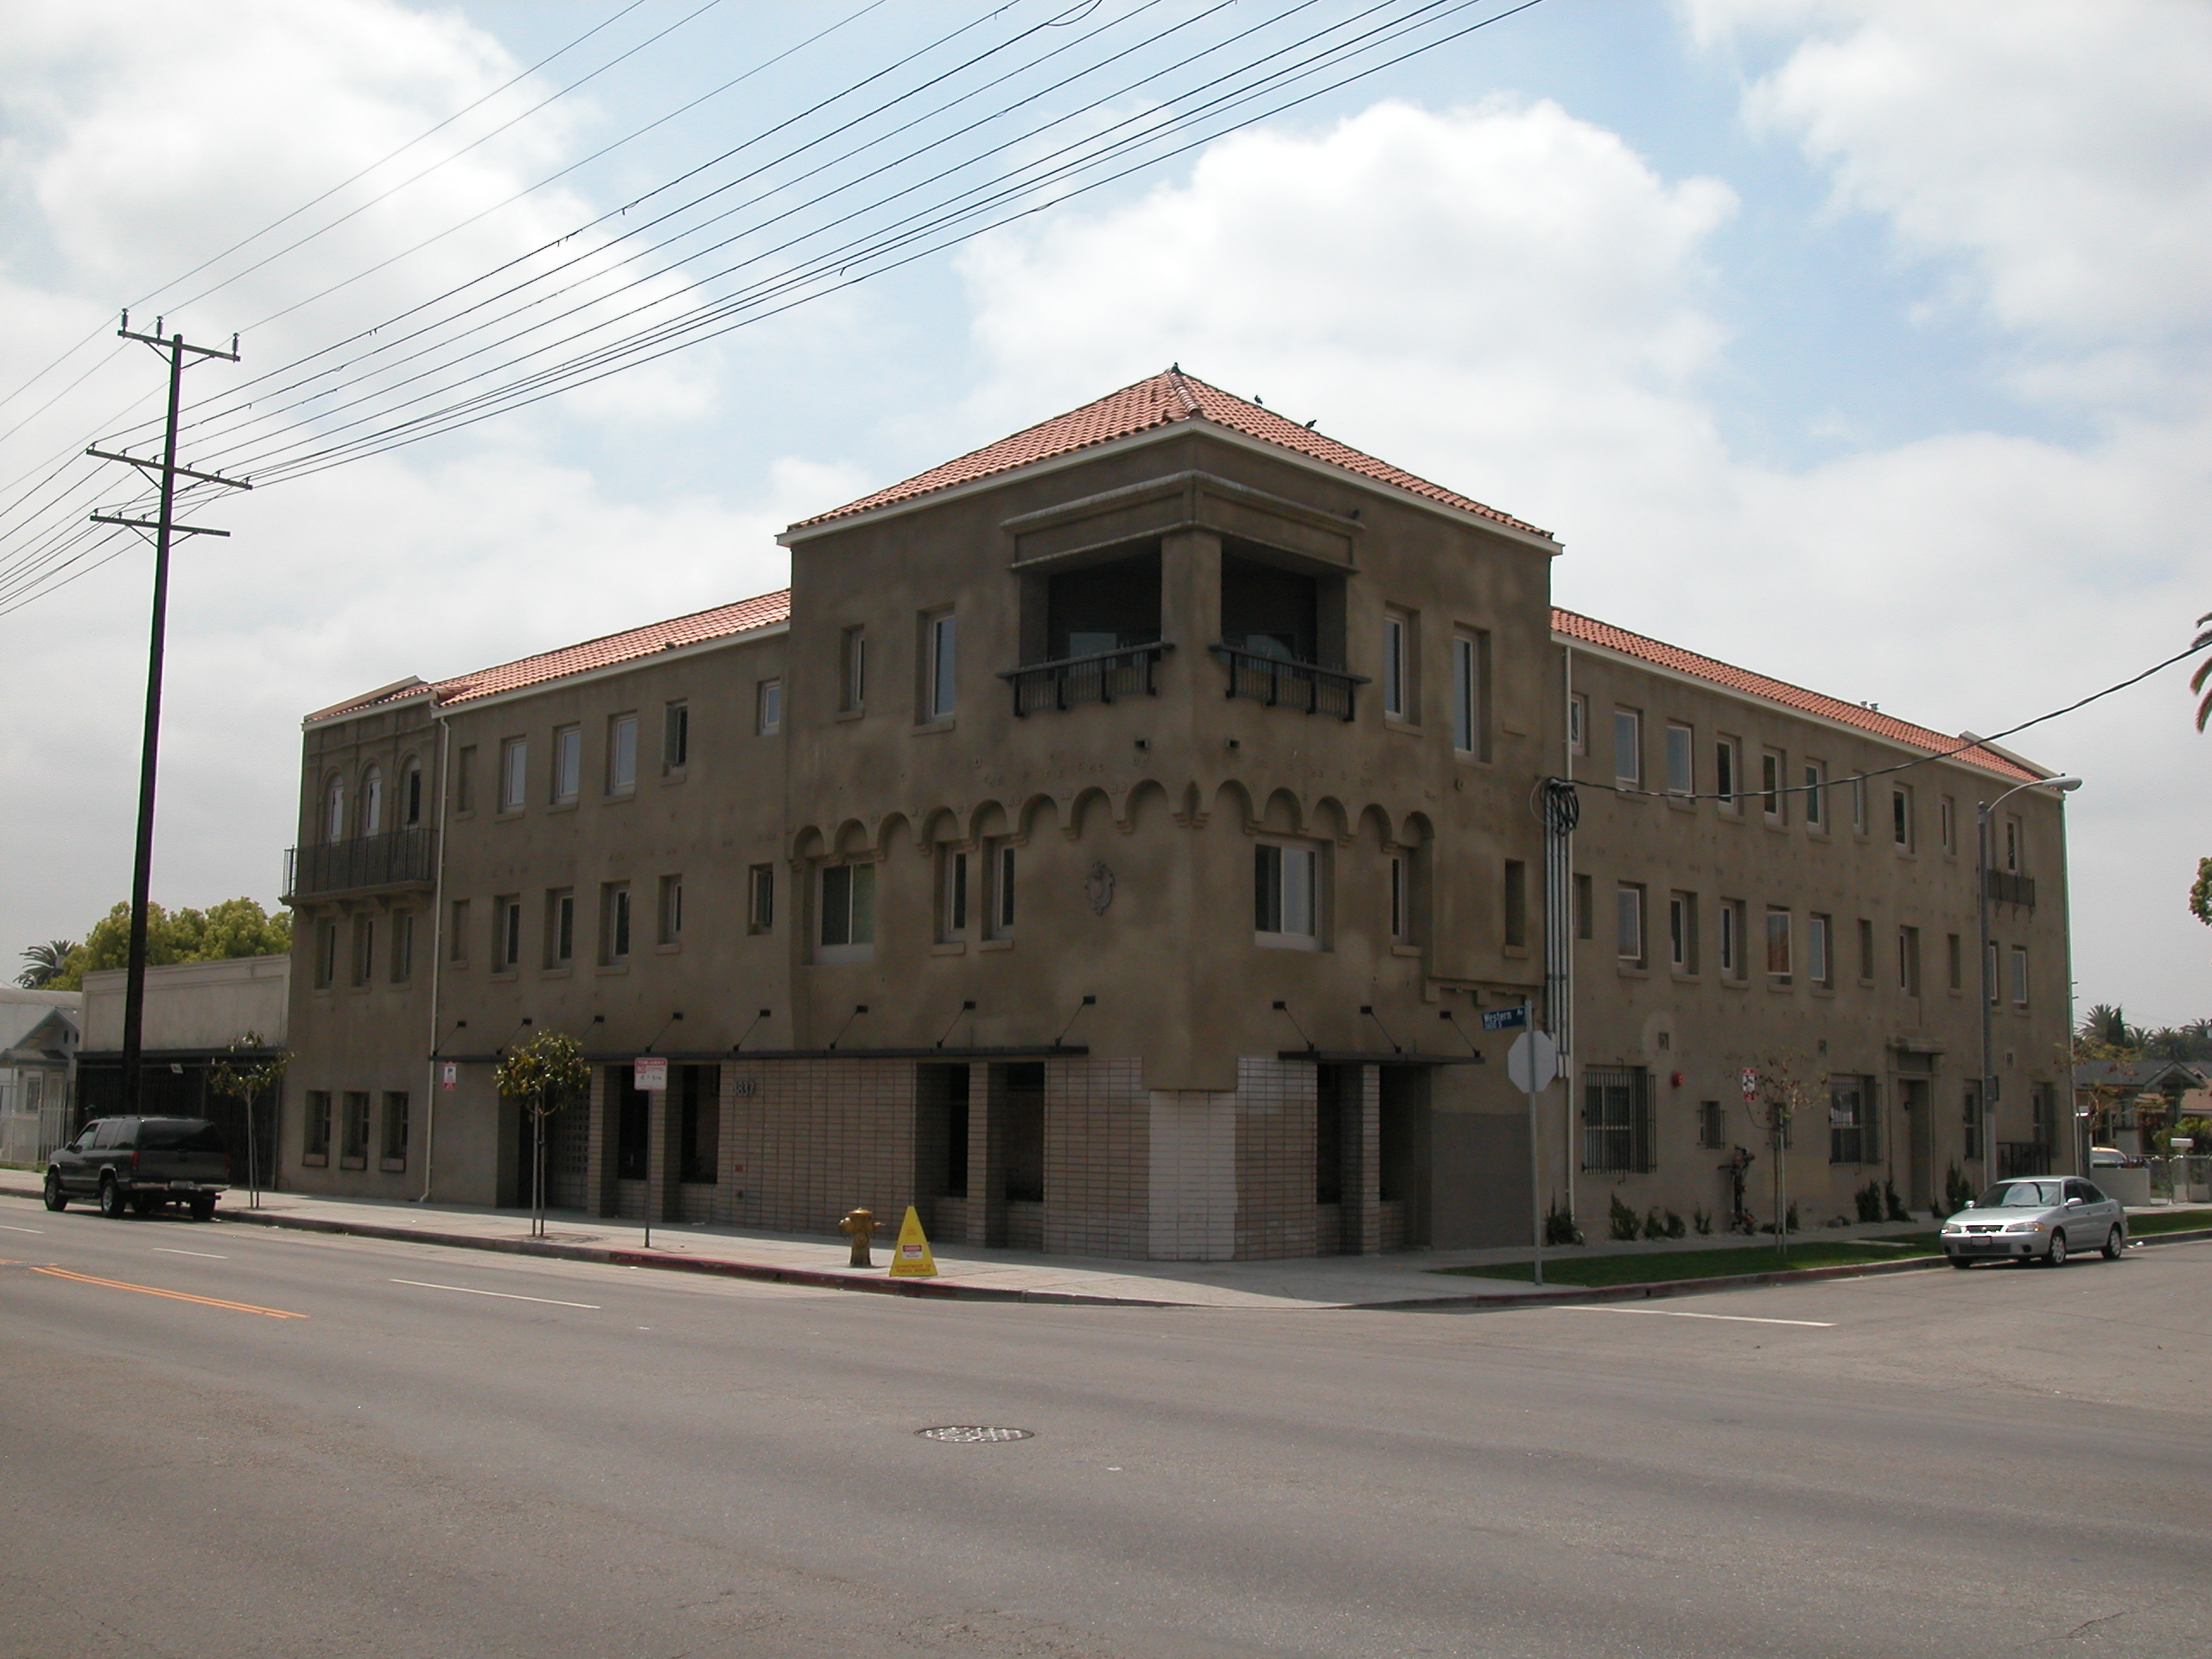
(44, 1116), (230, 1220)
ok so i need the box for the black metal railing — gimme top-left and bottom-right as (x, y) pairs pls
(283, 827), (436, 899)
(999, 641), (1173, 715)
(1211, 643), (1367, 721)
(1986, 869), (2037, 908)
(1997, 1140), (2052, 1179)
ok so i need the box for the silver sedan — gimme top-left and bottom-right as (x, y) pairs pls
(1940, 1177), (2128, 1268)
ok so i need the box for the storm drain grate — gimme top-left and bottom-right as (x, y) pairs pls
(916, 1425), (1034, 1444)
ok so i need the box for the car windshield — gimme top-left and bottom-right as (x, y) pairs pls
(138, 1117), (226, 1153)
(1979, 1181), (2061, 1208)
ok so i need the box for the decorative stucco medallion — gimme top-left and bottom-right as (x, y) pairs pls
(1084, 861), (1116, 915)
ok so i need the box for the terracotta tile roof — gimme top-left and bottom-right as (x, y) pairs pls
(308, 590), (791, 723)
(789, 368), (1549, 537)
(1554, 607), (2044, 784)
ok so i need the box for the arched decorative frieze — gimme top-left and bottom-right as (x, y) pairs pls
(1358, 802), (1397, 850)
(788, 824), (827, 864)
(1174, 779), (1207, 829)
(1310, 794), (1351, 846)
(1066, 786), (1114, 841)
(969, 798), (1009, 842)
(1013, 791), (1058, 844)
(1400, 809), (1436, 849)
(830, 817), (873, 858)
(914, 804), (964, 854)
(872, 810), (911, 859)
(1260, 786), (1303, 837)
(1122, 779), (1171, 832)
(1211, 778), (1255, 833)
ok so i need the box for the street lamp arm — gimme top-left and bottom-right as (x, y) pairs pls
(1977, 774), (2082, 1181)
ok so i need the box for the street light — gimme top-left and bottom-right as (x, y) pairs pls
(1979, 774), (2082, 1180)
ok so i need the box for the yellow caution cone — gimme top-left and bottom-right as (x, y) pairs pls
(887, 1205), (938, 1277)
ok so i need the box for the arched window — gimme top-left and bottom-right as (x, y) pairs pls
(360, 766), (384, 836)
(323, 775), (346, 842)
(400, 756), (423, 826)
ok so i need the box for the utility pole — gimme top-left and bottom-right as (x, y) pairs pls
(87, 313), (247, 1115)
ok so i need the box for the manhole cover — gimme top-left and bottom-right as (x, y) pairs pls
(916, 1425), (1033, 1444)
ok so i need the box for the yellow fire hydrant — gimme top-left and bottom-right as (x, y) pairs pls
(836, 1207), (879, 1268)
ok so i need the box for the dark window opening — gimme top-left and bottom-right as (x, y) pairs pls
(1377, 1068), (1427, 1205)
(1221, 553), (1318, 662)
(916, 1063), (971, 1198)
(1046, 549), (1160, 659)
(613, 1068), (650, 1181)
(1314, 1064), (1349, 1205)
(678, 1065), (719, 1184)
(1001, 1061), (1045, 1204)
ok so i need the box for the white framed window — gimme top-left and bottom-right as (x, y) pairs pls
(747, 864), (774, 933)
(1765, 906), (1791, 980)
(1892, 785), (1914, 849)
(606, 713), (638, 797)
(2009, 945), (2030, 1006)
(359, 766), (384, 836)
(658, 874), (683, 946)
(1382, 609), (1409, 720)
(495, 895), (521, 970)
(600, 882), (632, 964)
(1567, 692), (1587, 755)
(1615, 882), (1645, 965)
(1803, 761), (1827, 830)
(1714, 735), (1739, 811)
(1898, 925), (1923, 996)
(1669, 891), (1697, 973)
(499, 738), (527, 812)
(818, 861), (876, 957)
(551, 725), (581, 804)
(545, 888), (574, 966)
(1255, 841), (1321, 948)
(2003, 815), (2023, 873)
(925, 609), (957, 721)
(757, 678), (783, 736)
(1761, 749), (1785, 823)
(323, 775), (346, 842)
(987, 842), (1016, 939)
(1613, 709), (1642, 789)
(663, 702), (689, 775)
(840, 626), (868, 712)
(1809, 913), (1833, 987)
(1665, 724), (1693, 796)
(938, 846), (970, 943)
(1452, 632), (1483, 754)
(1852, 774), (1867, 833)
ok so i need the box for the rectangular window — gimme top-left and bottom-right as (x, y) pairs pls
(1987, 939), (2000, 1006)
(1858, 918), (1876, 982)
(1452, 633), (1483, 754)
(1567, 691), (1587, 755)
(601, 882), (632, 963)
(1765, 907), (1792, 980)
(1503, 860), (1527, 950)
(925, 609), (957, 721)
(2010, 945), (2030, 1006)
(1892, 785), (1914, 849)
(1668, 891), (1698, 974)
(1828, 1077), (1878, 1165)
(551, 724), (580, 804)
(2004, 816), (2023, 873)
(1382, 610), (1408, 718)
(1573, 873), (1592, 940)
(1898, 925), (1923, 996)
(1255, 842), (1320, 944)
(757, 678), (783, 735)
(380, 1091), (410, 1170)
(1761, 749), (1784, 823)
(1389, 853), (1413, 944)
(1808, 913), (1832, 987)
(663, 702), (689, 774)
(1665, 724), (1694, 796)
(1963, 1082), (1982, 1161)
(303, 1091), (332, 1161)
(840, 626), (867, 712)
(1940, 795), (1956, 855)
(314, 918), (338, 989)
(545, 888), (575, 966)
(1719, 899), (1746, 981)
(496, 896), (521, 970)
(448, 899), (469, 964)
(988, 842), (1016, 939)
(350, 917), (375, 988)
(1715, 736), (1740, 810)
(1581, 1066), (1654, 1173)
(748, 864), (774, 933)
(390, 910), (414, 984)
(1803, 761), (1827, 830)
(819, 861), (876, 950)
(1948, 932), (1963, 992)
(1615, 882), (1645, 965)
(499, 737), (526, 811)
(657, 874), (683, 946)
(454, 745), (476, 814)
(1698, 1101), (1725, 1150)
(606, 713), (638, 797)
(1613, 709), (1642, 788)
(939, 847), (969, 942)
(340, 1091), (370, 1168)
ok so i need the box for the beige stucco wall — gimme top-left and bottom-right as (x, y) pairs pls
(81, 955), (289, 1052)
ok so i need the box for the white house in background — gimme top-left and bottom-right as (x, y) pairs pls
(1, 988), (80, 1164)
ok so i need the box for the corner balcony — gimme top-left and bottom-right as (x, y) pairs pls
(1000, 641), (1174, 715)
(1211, 642), (1366, 721)
(1985, 869), (2037, 908)
(283, 827), (436, 902)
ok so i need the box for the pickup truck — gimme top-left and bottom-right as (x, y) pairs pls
(44, 1116), (230, 1220)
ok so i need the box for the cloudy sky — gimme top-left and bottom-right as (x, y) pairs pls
(1, 0), (2206, 1024)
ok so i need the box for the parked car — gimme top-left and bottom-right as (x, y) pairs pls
(1940, 1177), (2126, 1268)
(2089, 1146), (2145, 1168)
(43, 1116), (230, 1220)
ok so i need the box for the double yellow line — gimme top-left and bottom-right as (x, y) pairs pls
(29, 1264), (307, 1319)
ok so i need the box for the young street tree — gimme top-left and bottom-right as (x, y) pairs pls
(495, 1030), (589, 1239)
(208, 1032), (289, 1208)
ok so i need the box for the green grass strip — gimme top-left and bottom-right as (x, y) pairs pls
(1431, 1233), (1943, 1288)
(2125, 1207), (2212, 1236)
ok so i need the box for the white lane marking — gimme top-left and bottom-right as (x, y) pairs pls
(1553, 1305), (1834, 1328)
(0, 1224), (46, 1233)
(153, 1247), (227, 1259)
(390, 1278), (600, 1310)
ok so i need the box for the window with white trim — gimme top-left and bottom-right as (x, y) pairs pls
(1255, 842), (1321, 949)
(1616, 882), (1645, 965)
(1382, 609), (1410, 720)
(1452, 632), (1484, 755)
(923, 609), (957, 721)
(1665, 724), (1694, 796)
(1613, 709), (1642, 789)
(818, 861), (875, 956)
(499, 738), (527, 812)
(606, 713), (638, 797)
(551, 725), (581, 804)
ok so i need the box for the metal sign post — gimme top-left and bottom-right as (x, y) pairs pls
(1508, 1023), (1560, 1287)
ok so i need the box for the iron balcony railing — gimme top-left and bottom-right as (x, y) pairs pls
(999, 641), (1173, 715)
(283, 826), (436, 900)
(1986, 868), (2037, 908)
(1211, 642), (1368, 721)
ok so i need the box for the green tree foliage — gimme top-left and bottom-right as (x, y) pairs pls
(2078, 1004), (2140, 1053)
(15, 938), (78, 989)
(2190, 856), (2212, 929)
(38, 898), (290, 990)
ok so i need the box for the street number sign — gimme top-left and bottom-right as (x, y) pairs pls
(1507, 1030), (1559, 1093)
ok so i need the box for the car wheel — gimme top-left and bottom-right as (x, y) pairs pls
(98, 1177), (130, 1219)
(2044, 1230), (2068, 1268)
(189, 1196), (216, 1223)
(2102, 1226), (2124, 1261)
(42, 1171), (66, 1212)
(1948, 1255), (1974, 1269)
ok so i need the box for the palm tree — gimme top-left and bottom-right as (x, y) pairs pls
(2078, 1004), (2139, 1051)
(15, 939), (77, 989)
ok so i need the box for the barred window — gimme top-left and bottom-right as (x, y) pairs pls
(1582, 1066), (1654, 1173)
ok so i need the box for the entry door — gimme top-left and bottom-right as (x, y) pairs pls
(1901, 1079), (1933, 1211)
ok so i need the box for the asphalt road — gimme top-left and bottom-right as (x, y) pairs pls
(3, 1193), (2206, 1659)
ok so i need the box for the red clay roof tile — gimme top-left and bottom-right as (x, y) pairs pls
(1554, 607), (2042, 783)
(789, 368), (1550, 537)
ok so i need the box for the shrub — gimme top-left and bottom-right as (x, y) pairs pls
(1853, 1181), (1884, 1224)
(1663, 1209), (1687, 1239)
(1691, 1205), (1713, 1236)
(1609, 1192), (1641, 1242)
(1786, 1201), (1800, 1233)
(1544, 1201), (1584, 1247)
(1944, 1164), (1975, 1215)
(1883, 1178), (1909, 1224)
(1643, 1205), (1668, 1240)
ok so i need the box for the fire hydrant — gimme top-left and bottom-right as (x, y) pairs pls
(836, 1207), (879, 1268)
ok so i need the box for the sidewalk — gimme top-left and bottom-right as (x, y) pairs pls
(3, 1169), (2201, 1311)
